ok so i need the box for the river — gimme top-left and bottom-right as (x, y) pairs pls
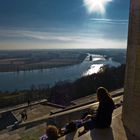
(0, 54), (120, 92)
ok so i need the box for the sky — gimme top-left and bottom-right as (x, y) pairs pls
(0, 0), (130, 50)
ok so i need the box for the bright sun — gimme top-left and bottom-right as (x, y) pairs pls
(83, 0), (112, 15)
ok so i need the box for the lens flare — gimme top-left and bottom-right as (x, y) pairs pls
(83, 0), (112, 15)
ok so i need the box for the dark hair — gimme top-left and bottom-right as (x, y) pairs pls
(65, 121), (77, 133)
(46, 125), (58, 140)
(97, 87), (112, 102)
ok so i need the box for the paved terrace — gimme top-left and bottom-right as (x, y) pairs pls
(0, 100), (64, 131)
(0, 88), (123, 130)
(1, 89), (137, 140)
(0, 95), (127, 140)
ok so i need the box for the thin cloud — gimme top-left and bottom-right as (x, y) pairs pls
(0, 28), (127, 49)
(0, 28), (104, 42)
(89, 18), (128, 24)
(0, 29), (73, 42)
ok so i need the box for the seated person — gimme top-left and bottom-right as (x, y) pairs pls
(60, 121), (77, 135)
(40, 125), (59, 140)
(78, 87), (115, 136)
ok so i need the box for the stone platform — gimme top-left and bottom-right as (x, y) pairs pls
(59, 107), (139, 140)
(0, 94), (138, 140)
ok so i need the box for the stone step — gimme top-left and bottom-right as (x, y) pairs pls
(59, 107), (138, 140)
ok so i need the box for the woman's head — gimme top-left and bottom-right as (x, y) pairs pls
(97, 87), (111, 102)
(46, 125), (58, 140)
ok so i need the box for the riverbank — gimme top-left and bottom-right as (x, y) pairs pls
(0, 50), (86, 72)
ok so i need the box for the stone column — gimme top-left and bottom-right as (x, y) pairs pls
(122, 0), (140, 138)
(0, 113), (2, 119)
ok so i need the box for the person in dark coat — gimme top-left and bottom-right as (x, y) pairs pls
(78, 87), (115, 136)
(28, 100), (30, 107)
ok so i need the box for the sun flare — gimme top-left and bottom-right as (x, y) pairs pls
(83, 0), (112, 15)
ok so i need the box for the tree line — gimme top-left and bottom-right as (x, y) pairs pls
(0, 64), (125, 108)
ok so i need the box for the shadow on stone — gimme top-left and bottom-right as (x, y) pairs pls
(124, 126), (139, 140)
(0, 112), (18, 130)
(64, 131), (76, 140)
(90, 127), (114, 140)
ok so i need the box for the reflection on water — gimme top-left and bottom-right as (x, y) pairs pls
(83, 54), (120, 76)
(83, 64), (104, 76)
(0, 53), (121, 92)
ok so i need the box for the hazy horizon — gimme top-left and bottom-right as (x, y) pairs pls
(0, 47), (127, 51)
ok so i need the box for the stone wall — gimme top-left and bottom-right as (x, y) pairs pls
(122, 0), (140, 138)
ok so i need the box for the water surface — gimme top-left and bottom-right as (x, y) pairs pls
(0, 54), (120, 91)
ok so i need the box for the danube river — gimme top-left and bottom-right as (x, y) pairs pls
(0, 54), (120, 91)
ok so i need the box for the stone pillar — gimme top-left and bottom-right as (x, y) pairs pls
(122, 0), (140, 138)
(0, 113), (2, 119)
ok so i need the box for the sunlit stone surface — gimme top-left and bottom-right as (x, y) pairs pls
(122, 0), (140, 139)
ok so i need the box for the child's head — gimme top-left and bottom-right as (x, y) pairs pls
(46, 125), (58, 140)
